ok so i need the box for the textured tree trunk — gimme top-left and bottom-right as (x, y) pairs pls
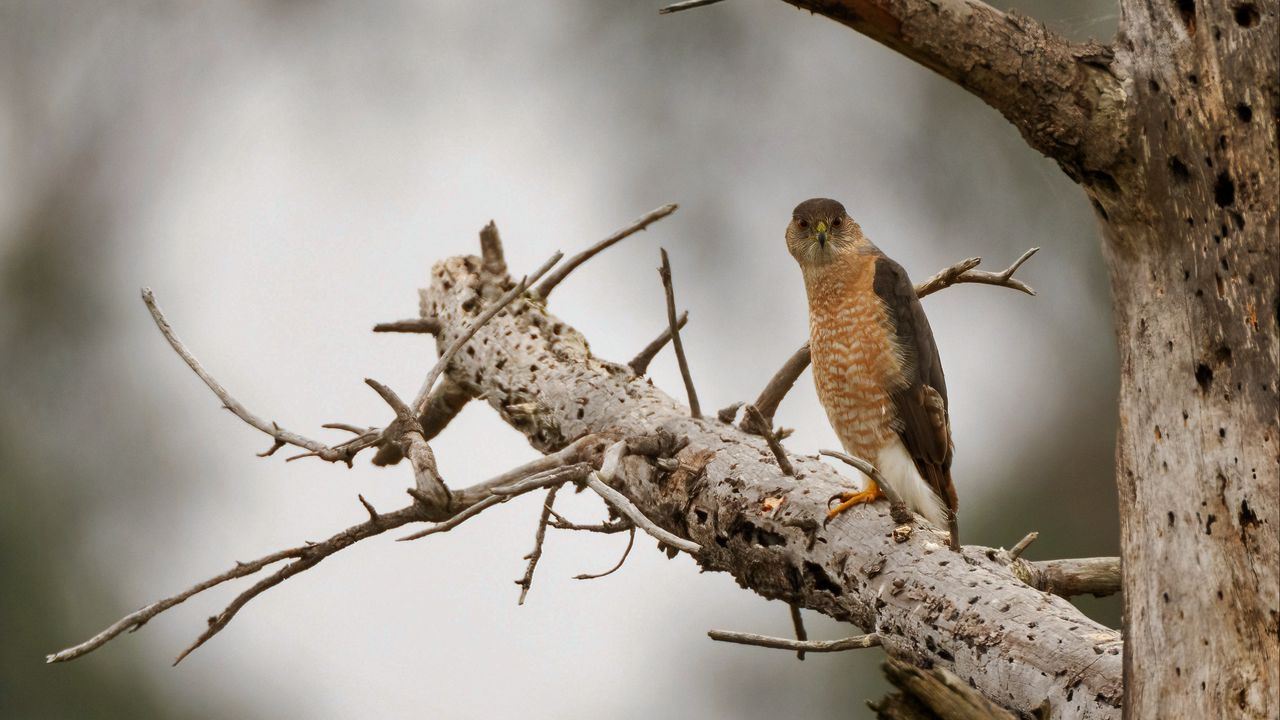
(1103, 4), (1279, 717)
(761, 0), (1278, 716)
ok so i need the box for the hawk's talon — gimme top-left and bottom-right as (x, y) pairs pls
(825, 478), (884, 520)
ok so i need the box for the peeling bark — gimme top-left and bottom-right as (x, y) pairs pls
(421, 256), (1122, 719)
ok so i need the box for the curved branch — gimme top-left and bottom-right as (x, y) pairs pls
(781, 1), (1122, 176)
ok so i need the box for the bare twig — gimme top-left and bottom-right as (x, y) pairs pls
(588, 441), (701, 555)
(141, 288), (341, 460)
(658, 248), (700, 417)
(659, 0), (731, 14)
(628, 310), (688, 376)
(914, 248), (1040, 299)
(358, 494), (379, 521)
(516, 487), (559, 604)
(372, 318), (441, 334)
(1014, 557), (1121, 598)
(1008, 531), (1039, 561)
(170, 505), (425, 665)
(547, 507), (631, 534)
(741, 249), (1039, 433)
(819, 449), (912, 525)
(410, 251), (562, 419)
(741, 343), (811, 434)
(50, 433), (612, 664)
(478, 220), (507, 278)
(585, 474), (699, 554)
(534, 203), (677, 300)
(745, 404), (794, 476)
(789, 603), (809, 661)
(574, 525), (636, 580)
(707, 629), (881, 653)
(399, 463), (593, 542)
(46, 543), (313, 664)
(365, 378), (451, 511)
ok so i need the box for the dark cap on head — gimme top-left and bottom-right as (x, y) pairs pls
(792, 198), (847, 221)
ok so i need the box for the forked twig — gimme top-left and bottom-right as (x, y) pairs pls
(742, 248), (1039, 433)
(628, 310), (689, 376)
(534, 204), (677, 299)
(516, 487), (560, 604)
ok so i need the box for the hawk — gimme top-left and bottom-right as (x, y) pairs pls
(785, 198), (959, 550)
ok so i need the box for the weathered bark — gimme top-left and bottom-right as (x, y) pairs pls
(755, 1), (1278, 717)
(1103, 3), (1279, 715)
(422, 256), (1122, 719)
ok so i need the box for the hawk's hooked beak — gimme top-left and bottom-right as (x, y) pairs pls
(815, 221), (829, 248)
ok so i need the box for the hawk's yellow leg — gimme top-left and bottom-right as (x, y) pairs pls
(827, 478), (884, 519)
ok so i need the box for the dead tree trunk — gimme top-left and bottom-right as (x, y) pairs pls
(726, 1), (1279, 717)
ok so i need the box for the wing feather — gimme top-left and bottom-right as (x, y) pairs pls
(873, 256), (959, 545)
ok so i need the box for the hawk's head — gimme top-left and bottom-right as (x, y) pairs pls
(785, 198), (864, 265)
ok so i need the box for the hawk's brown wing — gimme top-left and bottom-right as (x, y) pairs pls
(874, 255), (959, 548)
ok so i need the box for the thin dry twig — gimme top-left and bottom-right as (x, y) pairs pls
(741, 343), (811, 434)
(142, 288), (343, 460)
(628, 310), (689, 376)
(745, 404), (794, 476)
(587, 441), (701, 555)
(46, 542), (314, 664)
(398, 463), (593, 542)
(585, 473), (699, 553)
(410, 251), (563, 418)
(547, 507), (631, 534)
(789, 603), (809, 661)
(1009, 531), (1039, 560)
(534, 203), (678, 300)
(574, 525), (637, 580)
(51, 436), (606, 664)
(819, 449), (913, 525)
(516, 487), (560, 604)
(913, 248), (1040, 299)
(706, 629), (882, 653)
(660, 0), (732, 14)
(372, 318), (441, 334)
(658, 248), (700, 417)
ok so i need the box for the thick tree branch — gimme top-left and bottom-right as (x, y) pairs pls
(872, 657), (1020, 720)
(776, 1), (1123, 178)
(1016, 557), (1121, 598)
(421, 253), (1121, 718)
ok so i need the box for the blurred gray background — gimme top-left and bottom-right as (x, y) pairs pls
(0, 1), (1120, 718)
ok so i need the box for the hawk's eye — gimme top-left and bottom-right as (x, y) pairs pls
(832, 218), (842, 227)
(798, 219), (809, 229)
